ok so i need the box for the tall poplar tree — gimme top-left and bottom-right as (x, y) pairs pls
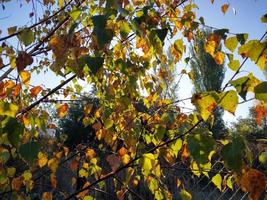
(190, 29), (226, 138)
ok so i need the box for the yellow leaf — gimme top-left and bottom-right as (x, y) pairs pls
(38, 152), (48, 168)
(42, 192), (52, 200)
(214, 51), (225, 65)
(0, 101), (19, 117)
(226, 176), (233, 190)
(84, 104), (93, 114)
(221, 4), (229, 14)
(20, 70), (31, 86)
(48, 158), (59, 173)
(121, 154), (130, 165)
(57, 103), (69, 118)
(58, 0), (63, 8)
(212, 174), (222, 191)
(86, 149), (96, 159)
(204, 40), (216, 56)
(7, 167), (16, 177)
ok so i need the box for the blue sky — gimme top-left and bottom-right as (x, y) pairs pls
(0, 0), (266, 122)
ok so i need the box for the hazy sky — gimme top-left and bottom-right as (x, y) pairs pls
(0, 0), (266, 122)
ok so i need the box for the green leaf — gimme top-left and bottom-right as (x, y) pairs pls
(230, 73), (260, 100)
(221, 136), (245, 172)
(17, 28), (34, 46)
(104, 119), (114, 129)
(19, 142), (41, 165)
(214, 29), (229, 39)
(2, 117), (24, 147)
(187, 133), (215, 164)
(0, 101), (19, 118)
(224, 36), (238, 52)
(0, 148), (10, 164)
(120, 21), (131, 39)
(180, 189), (192, 200)
(70, 9), (81, 21)
(259, 152), (267, 168)
(261, 13), (267, 23)
(211, 174), (222, 191)
(219, 90), (238, 114)
(92, 15), (113, 49)
(154, 28), (168, 43)
(228, 60), (240, 71)
(236, 33), (248, 45)
(254, 82), (267, 102)
(79, 56), (104, 75)
(199, 17), (205, 25)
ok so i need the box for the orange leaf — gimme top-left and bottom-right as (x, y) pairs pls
(38, 152), (48, 168)
(50, 174), (57, 189)
(12, 84), (21, 98)
(70, 159), (79, 171)
(254, 103), (267, 126)
(237, 168), (267, 200)
(214, 51), (225, 65)
(86, 149), (96, 159)
(20, 70), (31, 86)
(57, 103), (69, 118)
(181, 143), (190, 162)
(42, 192), (52, 200)
(221, 4), (229, 14)
(118, 147), (127, 157)
(30, 86), (42, 97)
(11, 176), (24, 191)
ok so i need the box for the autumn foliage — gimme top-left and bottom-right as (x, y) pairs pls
(0, 0), (267, 199)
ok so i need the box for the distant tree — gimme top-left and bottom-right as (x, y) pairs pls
(56, 97), (99, 149)
(190, 29), (227, 139)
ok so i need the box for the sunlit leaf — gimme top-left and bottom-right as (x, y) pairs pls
(224, 36), (238, 52)
(228, 60), (240, 71)
(38, 152), (48, 168)
(214, 51), (225, 65)
(30, 86), (42, 97)
(211, 174), (222, 191)
(57, 103), (69, 118)
(0, 102), (19, 118)
(180, 189), (192, 200)
(219, 90), (238, 114)
(20, 70), (31, 86)
(221, 4), (229, 14)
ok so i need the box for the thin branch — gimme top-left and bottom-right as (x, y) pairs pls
(18, 74), (76, 116)
(222, 31), (267, 91)
(0, 0), (74, 42)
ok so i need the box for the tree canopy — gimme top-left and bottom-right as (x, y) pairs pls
(0, 0), (267, 199)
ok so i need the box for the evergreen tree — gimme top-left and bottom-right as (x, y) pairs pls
(190, 29), (226, 138)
